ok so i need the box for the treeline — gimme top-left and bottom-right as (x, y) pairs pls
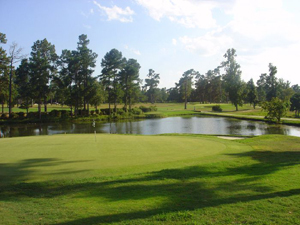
(1, 32), (300, 119)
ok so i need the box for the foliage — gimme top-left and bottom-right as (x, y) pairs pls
(144, 69), (160, 104)
(100, 48), (125, 113)
(246, 78), (258, 108)
(261, 97), (290, 123)
(178, 69), (198, 109)
(29, 38), (58, 118)
(130, 107), (143, 115)
(221, 49), (245, 111)
(290, 93), (300, 117)
(139, 105), (157, 112)
(119, 58), (141, 111)
(212, 105), (222, 112)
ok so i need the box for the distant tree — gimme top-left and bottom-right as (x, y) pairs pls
(167, 87), (181, 102)
(15, 59), (32, 113)
(221, 48), (244, 111)
(256, 73), (267, 102)
(277, 78), (294, 101)
(29, 38), (58, 119)
(292, 84), (300, 93)
(144, 69), (160, 104)
(76, 34), (98, 111)
(178, 69), (198, 109)
(100, 49), (125, 113)
(88, 80), (106, 111)
(246, 78), (258, 109)
(266, 63), (278, 101)
(119, 58), (141, 111)
(56, 49), (80, 115)
(0, 32), (9, 113)
(261, 97), (289, 123)
(8, 42), (26, 115)
(290, 93), (300, 117)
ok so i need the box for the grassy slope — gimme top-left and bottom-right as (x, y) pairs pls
(0, 134), (300, 224)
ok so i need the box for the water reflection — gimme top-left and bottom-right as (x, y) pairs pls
(1, 116), (300, 137)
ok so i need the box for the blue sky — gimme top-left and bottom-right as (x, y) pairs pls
(1, 0), (300, 88)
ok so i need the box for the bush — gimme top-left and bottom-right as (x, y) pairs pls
(100, 108), (111, 115)
(17, 112), (26, 118)
(116, 108), (126, 115)
(60, 110), (69, 118)
(131, 107), (143, 115)
(212, 105), (222, 112)
(262, 97), (289, 123)
(1, 113), (9, 119)
(49, 110), (60, 117)
(139, 105), (157, 112)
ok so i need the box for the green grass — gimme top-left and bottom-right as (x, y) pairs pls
(0, 134), (300, 224)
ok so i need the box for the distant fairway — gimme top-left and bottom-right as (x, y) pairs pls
(0, 134), (300, 224)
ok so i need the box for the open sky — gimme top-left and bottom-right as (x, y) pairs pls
(1, 0), (300, 88)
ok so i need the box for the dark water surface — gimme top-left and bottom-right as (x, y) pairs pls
(1, 116), (300, 137)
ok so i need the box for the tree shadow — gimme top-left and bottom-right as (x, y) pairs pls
(1, 151), (300, 224)
(0, 158), (91, 188)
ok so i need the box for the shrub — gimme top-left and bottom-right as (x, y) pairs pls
(261, 97), (289, 123)
(60, 110), (69, 118)
(116, 108), (126, 115)
(131, 107), (143, 115)
(139, 105), (157, 112)
(17, 112), (26, 118)
(49, 110), (60, 117)
(100, 108), (111, 115)
(212, 105), (222, 112)
(1, 113), (9, 119)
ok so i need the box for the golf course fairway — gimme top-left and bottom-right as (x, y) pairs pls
(0, 134), (299, 224)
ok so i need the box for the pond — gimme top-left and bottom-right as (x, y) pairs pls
(1, 116), (300, 137)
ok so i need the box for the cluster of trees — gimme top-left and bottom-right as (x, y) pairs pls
(0, 33), (166, 118)
(1, 32), (300, 120)
(167, 49), (300, 118)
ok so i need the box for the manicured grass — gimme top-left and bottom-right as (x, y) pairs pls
(0, 134), (300, 224)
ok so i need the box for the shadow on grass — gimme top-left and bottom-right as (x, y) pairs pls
(0, 158), (91, 187)
(1, 150), (300, 224)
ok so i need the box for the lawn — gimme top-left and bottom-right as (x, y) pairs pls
(0, 134), (300, 224)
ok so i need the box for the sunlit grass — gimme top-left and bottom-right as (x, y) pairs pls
(0, 134), (300, 224)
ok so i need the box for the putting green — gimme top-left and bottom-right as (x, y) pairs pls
(0, 134), (250, 183)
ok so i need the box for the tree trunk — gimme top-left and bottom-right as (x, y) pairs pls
(9, 62), (13, 116)
(44, 96), (47, 113)
(1, 102), (4, 114)
(235, 104), (238, 111)
(38, 97), (42, 121)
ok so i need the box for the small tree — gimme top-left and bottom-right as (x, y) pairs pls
(261, 97), (289, 123)
(246, 78), (258, 109)
(290, 93), (300, 117)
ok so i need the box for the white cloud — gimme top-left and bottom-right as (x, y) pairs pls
(172, 38), (177, 45)
(179, 32), (233, 56)
(83, 24), (92, 29)
(93, 1), (134, 23)
(135, 0), (217, 29)
(239, 43), (300, 84)
(124, 45), (141, 56)
(227, 0), (298, 42)
(133, 50), (141, 55)
(90, 8), (94, 14)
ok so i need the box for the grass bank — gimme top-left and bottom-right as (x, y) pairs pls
(0, 134), (300, 224)
(1, 103), (300, 126)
